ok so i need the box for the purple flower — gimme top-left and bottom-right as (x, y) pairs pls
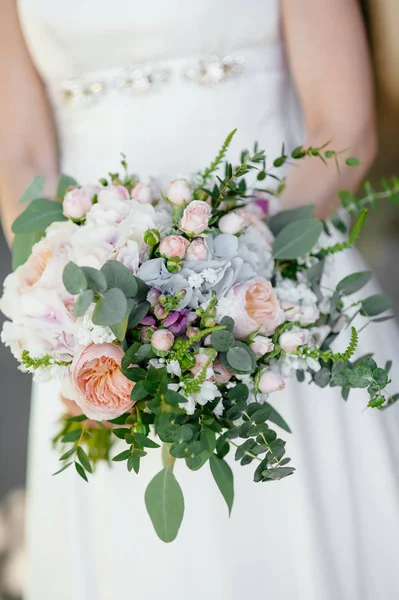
(164, 309), (196, 336)
(140, 315), (156, 326)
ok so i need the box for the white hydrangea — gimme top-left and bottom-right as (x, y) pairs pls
(215, 297), (236, 322)
(181, 380), (222, 415)
(188, 273), (203, 289)
(201, 268), (218, 284)
(76, 313), (116, 346)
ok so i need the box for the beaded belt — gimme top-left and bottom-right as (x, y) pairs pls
(55, 45), (284, 107)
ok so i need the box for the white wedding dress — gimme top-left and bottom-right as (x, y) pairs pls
(17, 1), (399, 598)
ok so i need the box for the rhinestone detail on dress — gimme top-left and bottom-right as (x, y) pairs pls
(60, 56), (245, 106)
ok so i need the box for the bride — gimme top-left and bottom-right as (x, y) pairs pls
(1, 0), (399, 598)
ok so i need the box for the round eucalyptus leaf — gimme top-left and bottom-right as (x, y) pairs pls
(226, 344), (255, 374)
(211, 329), (235, 352)
(92, 288), (127, 326)
(81, 266), (107, 294)
(62, 262), (87, 295)
(101, 260), (138, 298)
(272, 219), (323, 260)
(209, 455), (234, 515)
(73, 289), (94, 317)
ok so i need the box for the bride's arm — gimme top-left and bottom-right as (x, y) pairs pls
(280, 0), (377, 218)
(0, 0), (58, 245)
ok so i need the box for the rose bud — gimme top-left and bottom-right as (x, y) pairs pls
(186, 238), (208, 261)
(167, 257), (183, 273)
(159, 235), (189, 259)
(154, 304), (169, 320)
(151, 329), (175, 352)
(258, 370), (285, 394)
(213, 361), (233, 384)
(281, 300), (301, 322)
(250, 335), (274, 357)
(141, 327), (155, 343)
(218, 212), (245, 235)
(190, 353), (213, 377)
(179, 200), (212, 235)
(167, 178), (193, 205)
(144, 229), (161, 246)
(279, 330), (309, 353)
(186, 326), (200, 338)
(131, 182), (153, 203)
(175, 289), (187, 301)
(63, 185), (99, 220)
(97, 184), (129, 205)
(147, 288), (161, 307)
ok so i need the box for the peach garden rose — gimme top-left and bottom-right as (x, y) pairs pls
(72, 343), (134, 421)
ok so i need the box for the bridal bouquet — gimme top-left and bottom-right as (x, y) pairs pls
(1, 131), (397, 541)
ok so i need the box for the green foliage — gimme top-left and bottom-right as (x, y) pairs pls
(73, 289), (94, 317)
(57, 174), (78, 200)
(319, 210), (367, 257)
(63, 262), (88, 295)
(101, 260), (138, 298)
(18, 176), (45, 204)
(336, 271), (372, 295)
(209, 455), (234, 515)
(268, 205), (315, 237)
(12, 231), (45, 269)
(360, 293), (393, 317)
(223, 342), (256, 374)
(272, 219), (323, 259)
(92, 288), (127, 326)
(198, 128), (237, 185)
(145, 468), (185, 542)
(12, 198), (67, 234)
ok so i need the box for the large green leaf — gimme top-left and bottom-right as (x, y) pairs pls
(63, 262), (88, 295)
(272, 219), (323, 260)
(12, 198), (67, 234)
(12, 231), (44, 269)
(92, 288), (127, 326)
(101, 260), (138, 298)
(360, 294), (393, 317)
(145, 468), (185, 542)
(260, 401), (291, 433)
(226, 343), (256, 374)
(268, 205), (314, 236)
(337, 271), (372, 295)
(210, 454), (234, 515)
(81, 267), (107, 294)
(18, 176), (45, 204)
(57, 174), (78, 199)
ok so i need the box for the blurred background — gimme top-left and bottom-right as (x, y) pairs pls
(0, 1), (399, 597)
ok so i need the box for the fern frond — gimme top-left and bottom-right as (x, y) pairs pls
(320, 210), (367, 257)
(198, 129), (237, 184)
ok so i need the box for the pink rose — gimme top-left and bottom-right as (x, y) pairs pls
(97, 185), (129, 206)
(190, 353), (213, 378)
(167, 179), (192, 206)
(250, 335), (274, 357)
(258, 370), (285, 393)
(226, 277), (282, 339)
(186, 238), (208, 261)
(218, 212), (245, 235)
(131, 182), (153, 203)
(279, 329), (309, 353)
(72, 343), (134, 421)
(213, 361), (232, 384)
(63, 185), (99, 220)
(159, 235), (190, 259)
(151, 329), (175, 351)
(179, 200), (212, 235)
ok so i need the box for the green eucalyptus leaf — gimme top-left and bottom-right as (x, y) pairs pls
(145, 468), (185, 543)
(81, 267), (107, 294)
(57, 174), (77, 199)
(101, 260), (138, 297)
(226, 343), (256, 374)
(260, 401), (292, 433)
(346, 157), (360, 167)
(268, 205), (315, 236)
(92, 288), (127, 326)
(61, 428), (82, 443)
(128, 301), (151, 329)
(77, 447), (93, 473)
(130, 382), (148, 401)
(73, 289), (94, 317)
(360, 294), (393, 317)
(63, 262), (87, 295)
(12, 198), (67, 234)
(18, 175), (45, 204)
(209, 454), (234, 515)
(133, 433), (160, 448)
(337, 271), (372, 295)
(211, 329), (235, 352)
(75, 462), (88, 482)
(12, 231), (44, 269)
(272, 219), (323, 260)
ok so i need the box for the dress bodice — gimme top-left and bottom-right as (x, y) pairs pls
(18, 0), (281, 79)
(16, 0), (303, 187)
